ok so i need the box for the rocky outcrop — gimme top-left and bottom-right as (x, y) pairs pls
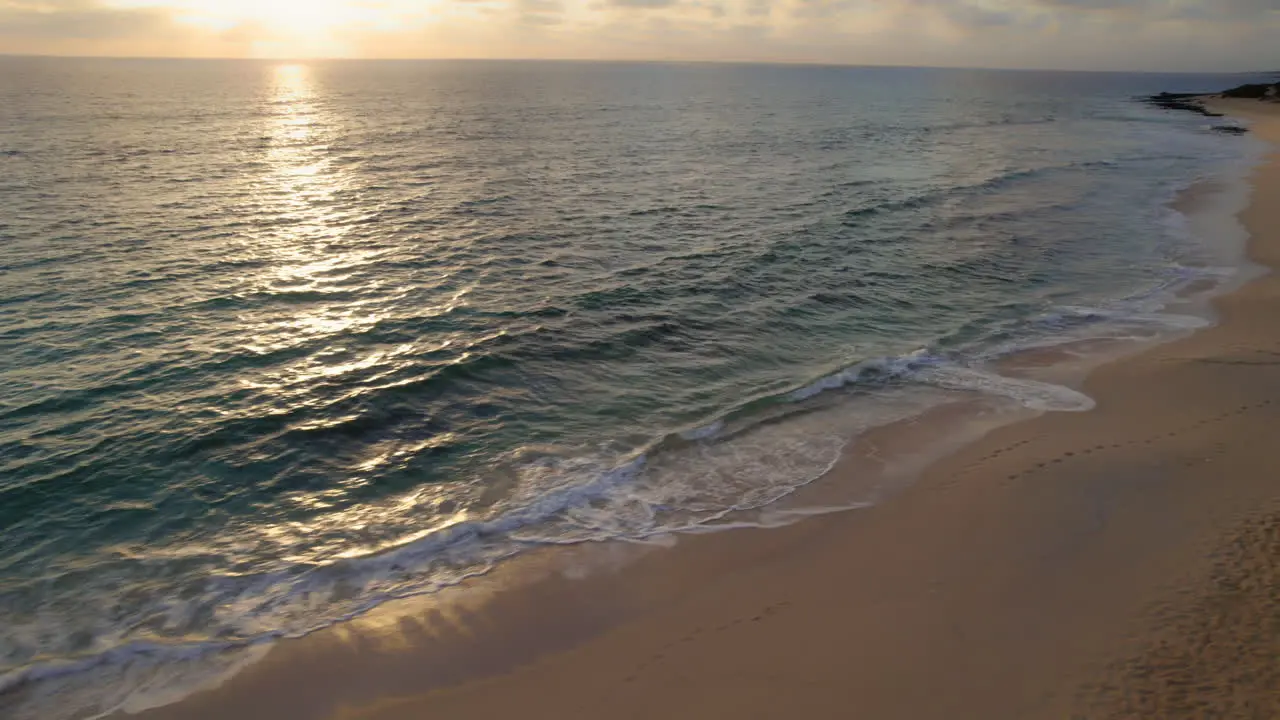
(1140, 81), (1280, 133)
(1220, 82), (1280, 102)
(1141, 92), (1223, 117)
(1221, 83), (1273, 99)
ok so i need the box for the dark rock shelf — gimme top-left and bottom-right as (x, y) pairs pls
(1140, 92), (1223, 117)
(1138, 82), (1280, 135)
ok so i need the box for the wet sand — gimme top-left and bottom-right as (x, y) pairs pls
(126, 99), (1280, 720)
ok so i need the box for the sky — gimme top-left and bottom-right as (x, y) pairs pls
(0, 0), (1277, 71)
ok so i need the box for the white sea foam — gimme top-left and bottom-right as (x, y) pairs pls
(915, 366), (1095, 412)
(786, 350), (941, 401)
(0, 354), (1171, 720)
(679, 420), (725, 441)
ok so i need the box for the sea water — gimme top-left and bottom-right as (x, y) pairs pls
(0, 58), (1269, 718)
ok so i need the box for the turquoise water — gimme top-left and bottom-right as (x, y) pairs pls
(0, 59), (1267, 717)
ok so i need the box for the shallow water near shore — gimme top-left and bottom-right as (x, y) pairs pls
(0, 59), (1271, 719)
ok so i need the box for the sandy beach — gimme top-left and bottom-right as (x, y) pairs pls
(117, 98), (1280, 720)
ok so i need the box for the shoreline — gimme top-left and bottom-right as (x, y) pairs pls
(345, 97), (1280, 719)
(81, 100), (1280, 719)
(30, 96), (1259, 717)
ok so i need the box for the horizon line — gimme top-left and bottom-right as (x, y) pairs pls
(0, 52), (1274, 76)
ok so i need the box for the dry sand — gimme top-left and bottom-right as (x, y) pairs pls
(126, 99), (1280, 720)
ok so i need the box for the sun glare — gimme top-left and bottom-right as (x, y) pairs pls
(223, 0), (353, 34)
(149, 0), (373, 56)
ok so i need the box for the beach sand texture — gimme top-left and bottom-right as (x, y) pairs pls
(125, 99), (1280, 720)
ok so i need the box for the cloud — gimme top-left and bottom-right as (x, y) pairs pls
(1034, 0), (1139, 8)
(608, 0), (679, 8)
(0, 0), (288, 56)
(517, 0), (565, 23)
(0, 0), (171, 39)
(1033, 0), (1279, 21)
(789, 0), (856, 21)
(0, 0), (1277, 69)
(916, 0), (1020, 28)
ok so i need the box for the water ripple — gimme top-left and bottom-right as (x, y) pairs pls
(0, 59), (1265, 720)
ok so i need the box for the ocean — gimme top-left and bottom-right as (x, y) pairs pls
(0, 58), (1269, 719)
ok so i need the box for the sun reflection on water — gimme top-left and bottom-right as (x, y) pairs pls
(215, 64), (470, 563)
(262, 64), (343, 216)
(238, 63), (379, 348)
